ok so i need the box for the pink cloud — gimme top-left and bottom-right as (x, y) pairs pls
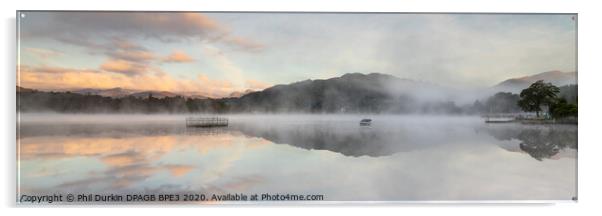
(18, 64), (271, 98)
(100, 59), (149, 75)
(163, 51), (195, 63)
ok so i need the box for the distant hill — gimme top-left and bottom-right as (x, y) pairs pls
(233, 73), (458, 113)
(72, 87), (137, 98)
(228, 89), (255, 98)
(181, 93), (209, 99)
(493, 71), (577, 93)
(16, 73), (468, 114)
(129, 91), (180, 99)
(68, 88), (209, 99)
(17, 86), (35, 93)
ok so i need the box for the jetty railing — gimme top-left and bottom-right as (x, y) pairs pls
(482, 113), (546, 123)
(482, 113), (576, 124)
(186, 117), (229, 127)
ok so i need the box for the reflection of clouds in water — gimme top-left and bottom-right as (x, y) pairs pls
(219, 175), (264, 191)
(19, 132), (270, 194)
(197, 145), (243, 184)
(18, 115), (577, 200)
(241, 143), (575, 200)
(56, 176), (113, 190)
(165, 165), (195, 177)
(100, 151), (145, 166)
(20, 132), (266, 160)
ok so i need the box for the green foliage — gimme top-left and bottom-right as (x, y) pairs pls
(549, 98), (578, 119)
(517, 80), (560, 117)
(17, 91), (190, 113)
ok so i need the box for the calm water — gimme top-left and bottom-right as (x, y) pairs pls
(17, 114), (577, 202)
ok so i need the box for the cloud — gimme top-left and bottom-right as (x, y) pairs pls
(18, 64), (269, 98)
(23, 12), (263, 52)
(113, 38), (150, 50)
(19, 13), (575, 89)
(106, 49), (156, 63)
(24, 12), (218, 40)
(163, 51), (195, 63)
(25, 47), (62, 59)
(96, 39), (158, 75)
(199, 13), (575, 88)
(19, 12), (273, 96)
(245, 79), (271, 90)
(222, 36), (265, 52)
(19, 65), (99, 74)
(202, 45), (247, 88)
(100, 59), (149, 75)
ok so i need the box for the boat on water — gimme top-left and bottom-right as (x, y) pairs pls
(360, 119), (372, 126)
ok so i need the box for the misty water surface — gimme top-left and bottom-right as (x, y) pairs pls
(17, 114), (577, 201)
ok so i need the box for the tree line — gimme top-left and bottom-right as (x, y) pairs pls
(16, 81), (577, 116)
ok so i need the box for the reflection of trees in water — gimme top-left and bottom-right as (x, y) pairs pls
(483, 125), (577, 161)
(185, 127), (231, 136)
(518, 128), (577, 161)
(231, 123), (420, 157)
(20, 120), (414, 157)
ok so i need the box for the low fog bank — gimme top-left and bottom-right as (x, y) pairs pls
(19, 113), (190, 124)
(17, 112), (576, 161)
(18, 113), (483, 124)
(18, 113), (484, 157)
(18, 113), (483, 139)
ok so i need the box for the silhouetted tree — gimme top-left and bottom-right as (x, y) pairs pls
(517, 80), (560, 117)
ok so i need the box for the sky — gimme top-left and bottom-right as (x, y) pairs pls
(17, 12), (576, 98)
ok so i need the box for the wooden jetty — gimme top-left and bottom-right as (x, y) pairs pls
(482, 113), (576, 124)
(186, 117), (229, 127)
(483, 114), (517, 123)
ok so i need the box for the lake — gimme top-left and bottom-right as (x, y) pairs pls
(17, 114), (577, 202)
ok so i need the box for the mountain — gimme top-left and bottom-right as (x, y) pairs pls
(228, 89), (255, 98)
(129, 91), (179, 99)
(70, 88), (209, 99)
(72, 87), (137, 98)
(17, 73), (471, 114)
(72, 88), (179, 99)
(493, 71), (577, 93)
(180, 93), (209, 99)
(16, 71), (580, 114)
(232, 73), (459, 113)
(17, 86), (35, 93)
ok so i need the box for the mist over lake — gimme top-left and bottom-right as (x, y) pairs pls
(18, 113), (576, 201)
(15, 11), (579, 205)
